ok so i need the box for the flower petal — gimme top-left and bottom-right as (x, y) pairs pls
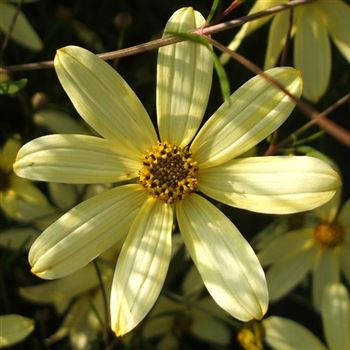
(220, 0), (280, 64)
(157, 7), (213, 147)
(191, 67), (302, 168)
(176, 194), (268, 321)
(264, 11), (291, 69)
(266, 245), (317, 301)
(340, 245), (350, 285)
(111, 197), (173, 336)
(315, 188), (341, 223)
(54, 46), (157, 158)
(14, 135), (140, 184)
(338, 199), (350, 228)
(294, 5), (331, 102)
(321, 283), (350, 350)
(263, 316), (327, 350)
(29, 184), (147, 279)
(199, 156), (340, 214)
(312, 250), (340, 311)
(0, 227), (39, 250)
(0, 314), (35, 347)
(258, 229), (312, 266)
(0, 3), (42, 51)
(318, 0), (350, 62)
(0, 137), (21, 172)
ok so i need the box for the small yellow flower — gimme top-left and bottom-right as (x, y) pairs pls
(14, 7), (339, 336)
(259, 190), (350, 309)
(0, 137), (53, 222)
(221, 0), (350, 102)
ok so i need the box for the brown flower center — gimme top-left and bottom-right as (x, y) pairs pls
(313, 223), (344, 248)
(138, 141), (198, 204)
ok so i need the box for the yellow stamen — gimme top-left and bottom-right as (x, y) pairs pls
(313, 223), (344, 248)
(237, 322), (265, 350)
(138, 141), (198, 204)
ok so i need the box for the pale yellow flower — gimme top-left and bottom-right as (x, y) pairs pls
(221, 0), (350, 102)
(0, 0), (43, 51)
(0, 137), (53, 222)
(263, 283), (350, 350)
(14, 7), (339, 336)
(259, 190), (350, 309)
(0, 314), (34, 348)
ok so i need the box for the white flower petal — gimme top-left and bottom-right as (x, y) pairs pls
(294, 5), (331, 102)
(191, 67), (302, 168)
(321, 283), (350, 350)
(263, 316), (327, 350)
(312, 250), (340, 311)
(318, 0), (350, 62)
(14, 135), (140, 183)
(111, 197), (173, 336)
(157, 7), (213, 147)
(267, 245), (317, 301)
(264, 11), (290, 69)
(0, 315), (34, 348)
(29, 184), (147, 279)
(176, 194), (268, 321)
(258, 229), (312, 266)
(54, 46), (157, 158)
(199, 156), (340, 214)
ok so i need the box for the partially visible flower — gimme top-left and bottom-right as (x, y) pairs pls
(262, 283), (350, 350)
(14, 7), (340, 337)
(0, 137), (53, 222)
(0, 0), (43, 51)
(142, 266), (231, 349)
(221, 0), (350, 102)
(0, 314), (34, 348)
(259, 190), (350, 309)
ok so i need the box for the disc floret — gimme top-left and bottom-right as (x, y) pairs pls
(313, 223), (344, 248)
(139, 141), (198, 204)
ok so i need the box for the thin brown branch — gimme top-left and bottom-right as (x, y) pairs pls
(204, 36), (350, 148)
(0, 0), (314, 74)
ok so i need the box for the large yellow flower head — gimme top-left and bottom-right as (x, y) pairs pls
(14, 7), (339, 336)
(221, 0), (350, 102)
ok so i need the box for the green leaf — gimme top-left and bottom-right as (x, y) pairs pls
(0, 78), (28, 95)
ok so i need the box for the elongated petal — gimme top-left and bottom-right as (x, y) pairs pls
(0, 314), (35, 347)
(338, 199), (350, 228)
(111, 197), (173, 336)
(157, 7), (213, 147)
(0, 228), (39, 250)
(29, 184), (147, 279)
(20, 262), (111, 314)
(264, 11), (290, 69)
(315, 188), (341, 223)
(263, 316), (327, 350)
(267, 245), (317, 301)
(340, 245), (350, 285)
(33, 109), (89, 134)
(199, 156), (340, 214)
(176, 194), (268, 321)
(191, 68), (302, 168)
(258, 229), (312, 266)
(321, 283), (350, 350)
(14, 134), (140, 183)
(318, 0), (350, 62)
(294, 5), (330, 102)
(312, 250), (340, 311)
(0, 137), (21, 172)
(54, 46), (157, 158)
(220, 0), (282, 64)
(0, 3), (42, 51)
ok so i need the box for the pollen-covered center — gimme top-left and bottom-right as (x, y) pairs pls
(313, 223), (344, 248)
(138, 141), (198, 204)
(0, 168), (10, 192)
